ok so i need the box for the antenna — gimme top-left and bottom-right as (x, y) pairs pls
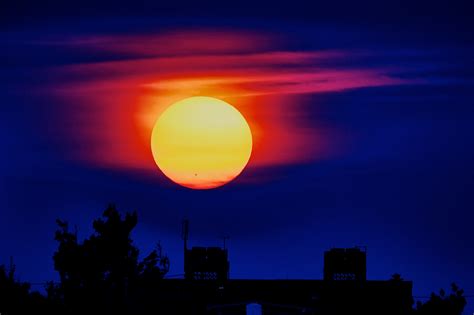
(223, 236), (230, 250)
(182, 219), (189, 250)
(182, 219), (189, 277)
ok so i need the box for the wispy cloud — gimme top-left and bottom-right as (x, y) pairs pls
(47, 30), (423, 184)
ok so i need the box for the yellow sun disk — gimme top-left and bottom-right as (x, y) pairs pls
(151, 97), (252, 189)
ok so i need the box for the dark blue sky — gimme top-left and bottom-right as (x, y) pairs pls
(1, 0), (474, 312)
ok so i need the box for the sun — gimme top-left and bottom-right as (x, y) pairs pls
(151, 96), (253, 189)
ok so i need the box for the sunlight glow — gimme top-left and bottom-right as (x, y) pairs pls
(151, 96), (253, 189)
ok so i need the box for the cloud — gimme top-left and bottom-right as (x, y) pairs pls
(45, 30), (420, 185)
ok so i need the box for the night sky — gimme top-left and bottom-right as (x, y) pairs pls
(1, 0), (474, 313)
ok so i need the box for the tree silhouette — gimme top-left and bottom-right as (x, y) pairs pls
(415, 283), (467, 315)
(49, 204), (169, 314)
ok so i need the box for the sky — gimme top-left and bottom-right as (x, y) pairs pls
(1, 0), (474, 312)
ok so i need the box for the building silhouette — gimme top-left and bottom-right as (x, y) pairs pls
(183, 220), (230, 281)
(324, 247), (367, 281)
(184, 247), (230, 281)
(154, 221), (413, 314)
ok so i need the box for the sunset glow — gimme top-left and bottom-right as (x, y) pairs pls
(49, 30), (417, 185)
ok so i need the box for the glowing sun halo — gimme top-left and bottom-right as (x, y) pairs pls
(151, 96), (253, 189)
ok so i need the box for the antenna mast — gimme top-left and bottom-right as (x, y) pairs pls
(223, 236), (230, 250)
(182, 219), (189, 251)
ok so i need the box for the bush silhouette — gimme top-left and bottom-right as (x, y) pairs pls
(0, 262), (50, 314)
(415, 283), (467, 315)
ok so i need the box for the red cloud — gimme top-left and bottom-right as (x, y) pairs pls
(49, 30), (415, 185)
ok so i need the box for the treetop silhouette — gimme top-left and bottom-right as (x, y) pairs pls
(50, 204), (169, 314)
